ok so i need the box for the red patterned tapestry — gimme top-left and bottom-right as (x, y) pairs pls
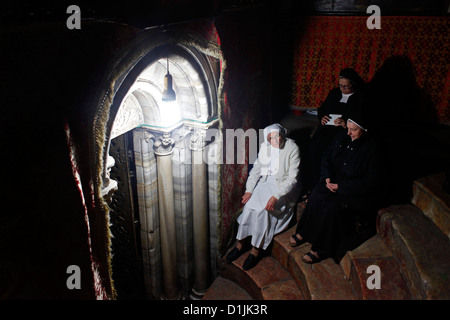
(290, 16), (450, 125)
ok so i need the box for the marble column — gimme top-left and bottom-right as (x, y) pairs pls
(135, 129), (160, 299)
(189, 127), (210, 299)
(146, 131), (180, 300)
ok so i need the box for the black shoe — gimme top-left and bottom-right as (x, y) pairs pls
(226, 247), (243, 264)
(242, 253), (262, 271)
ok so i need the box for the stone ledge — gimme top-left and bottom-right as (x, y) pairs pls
(341, 235), (411, 300)
(288, 244), (355, 300)
(218, 250), (302, 300)
(272, 225), (298, 269)
(377, 204), (450, 299)
(412, 172), (450, 241)
(261, 278), (305, 300)
(340, 235), (392, 279)
(270, 202), (305, 268)
(202, 276), (253, 300)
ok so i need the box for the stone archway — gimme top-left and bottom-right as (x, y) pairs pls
(93, 30), (223, 300)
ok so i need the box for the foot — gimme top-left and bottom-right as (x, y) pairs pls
(242, 247), (263, 271)
(289, 234), (306, 247)
(226, 246), (243, 264)
(250, 247), (260, 257)
(301, 250), (322, 264)
(243, 253), (261, 271)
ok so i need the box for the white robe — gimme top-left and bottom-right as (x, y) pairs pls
(236, 137), (301, 250)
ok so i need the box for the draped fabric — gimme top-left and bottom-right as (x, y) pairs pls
(290, 16), (450, 125)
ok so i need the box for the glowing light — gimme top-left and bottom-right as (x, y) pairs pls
(159, 99), (181, 128)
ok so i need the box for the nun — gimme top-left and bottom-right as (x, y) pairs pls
(307, 68), (368, 192)
(226, 123), (301, 270)
(290, 115), (387, 264)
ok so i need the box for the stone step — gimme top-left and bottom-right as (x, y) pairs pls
(218, 250), (305, 300)
(269, 201), (306, 267)
(377, 204), (450, 299)
(218, 200), (355, 300)
(340, 234), (412, 299)
(272, 202), (356, 300)
(287, 243), (356, 300)
(271, 225), (298, 269)
(202, 276), (253, 300)
(412, 172), (450, 241)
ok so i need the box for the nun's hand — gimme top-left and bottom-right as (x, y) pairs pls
(265, 196), (278, 211)
(334, 117), (346, 128)
(242, 192), (252, 204)
(321, 115), (331, 125)
(326, 179), (338, 193)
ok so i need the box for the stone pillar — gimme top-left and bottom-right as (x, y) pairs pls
(135, 129), (160, 299)
(189, 127), (210, 299)
(171, 127), (194, 298)
(146, 131), (180, 300)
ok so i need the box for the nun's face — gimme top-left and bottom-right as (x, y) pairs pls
(338, 78), (354, 94)
(267, 132), (281, 148)
(347, 121), (364, 141)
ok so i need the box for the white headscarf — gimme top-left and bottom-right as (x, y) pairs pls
(261, 123), (287, 175)
(263, 123), (287, 146)
(348, 118), (368, 132)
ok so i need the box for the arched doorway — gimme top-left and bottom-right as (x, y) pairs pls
(96, 31), (223, 300)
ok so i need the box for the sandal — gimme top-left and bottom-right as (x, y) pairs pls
(290, 234), (307, 247)
(301, 191), (311, 204)
(301, 251), (323, 264)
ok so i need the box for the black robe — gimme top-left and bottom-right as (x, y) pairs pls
(296, 130), (387, 263)
(308, 87), (367, 189)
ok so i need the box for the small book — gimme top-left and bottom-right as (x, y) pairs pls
(325, 114), (342, 126)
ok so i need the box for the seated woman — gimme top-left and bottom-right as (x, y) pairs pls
(289, 115), (387, 264)
(226, 123), (301, 270)
(307, 68), (367, 192)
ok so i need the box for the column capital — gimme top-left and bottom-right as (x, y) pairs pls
(144, 131), (175, 156)
(189, 127), (208, 151)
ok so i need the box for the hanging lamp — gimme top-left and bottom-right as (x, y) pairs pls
(162, 57), (176, 101)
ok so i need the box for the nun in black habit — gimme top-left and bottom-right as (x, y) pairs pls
(307, 68), (368, 191)
(290, 114), (387, 264)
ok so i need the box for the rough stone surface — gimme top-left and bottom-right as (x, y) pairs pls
(351, 256), (411, 300)
(202, 276), (253, 300)
(208, 179), (450, 301)
(218, 249), (303, 300)
(262, 279), (305, 300)
(288, 245), (355, 300)
(412, 172), (450, 241)
(378, 205), (450, 299)
(340, 235), (392, 279)
(342, 235), (411, 300)
(272, 225), (298, 269)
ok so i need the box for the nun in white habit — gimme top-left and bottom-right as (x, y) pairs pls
(226, 123), (301, 270)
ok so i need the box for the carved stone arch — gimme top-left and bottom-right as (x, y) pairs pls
(110, 92), (145, 140)
(89, 26), (223, 298)
(130, 84), (162, 125)
(91, 29), (222, 191)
